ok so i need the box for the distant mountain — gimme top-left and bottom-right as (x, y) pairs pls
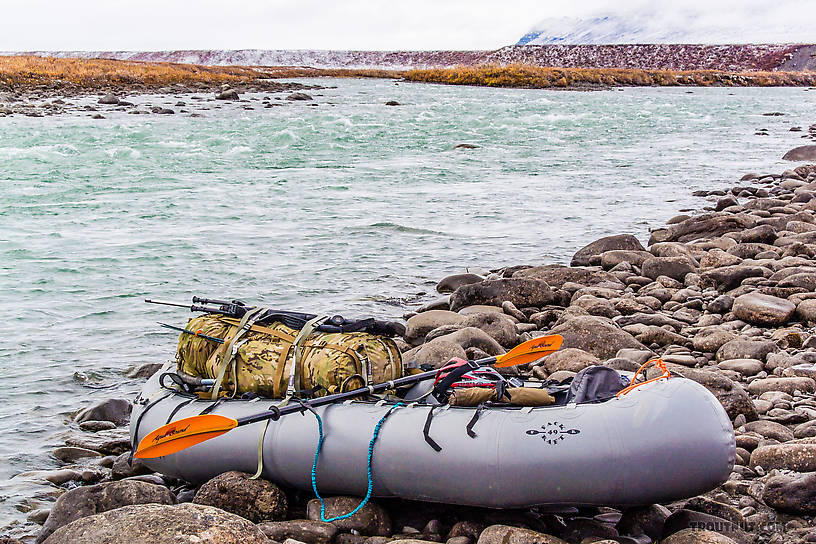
(519, 10), (815, 45)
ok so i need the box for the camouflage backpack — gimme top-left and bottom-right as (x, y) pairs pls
(176, 313), (403, 399)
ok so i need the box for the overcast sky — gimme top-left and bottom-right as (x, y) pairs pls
(1, 0), (813, 51)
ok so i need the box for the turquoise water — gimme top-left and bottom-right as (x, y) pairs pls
(1, 78), (814, 532)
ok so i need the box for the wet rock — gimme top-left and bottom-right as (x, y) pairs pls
(287, 92), (313, 101)
(560, 517), (617, 542)
(78, 420), (116, 432)
(28, 508), (51, 525)
(125, 362), (163, 379)
(476, 525), (567, 544)
(550, 316), (647, 360)
(405, 311), (465, 344)
(732, 293), (796, 325)
(571, 234), (646, 267)
(111, 452), (152, 480)
(306, 496), (390, 536)
(52, 446), (101, 463)
(747, 376), (815, 395)
(449, 279), (555, 312)
(385, 100), (401, 106)
(216, 89), (240, 100)
(194, 471), (287, 523)
(74, 398), (132, 426)
(782, 145), (816, 161)
(761, 471), (816, 514)
(750, 443), (816, 472)
(258, 520), (338, 544)
(541, 347), (600, 373)
(65, 429), (131, 455)
(641, 256), (697, 282)
(716, 338), (777, 362)
(38, 480), (176, 543)
(684, 497), (744, 526)
(98, 93), (119, 104)
(436, 273), (484, 294)
(42, 503), (268, 544)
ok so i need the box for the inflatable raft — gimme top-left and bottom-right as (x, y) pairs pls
(130, 364), (735, 508)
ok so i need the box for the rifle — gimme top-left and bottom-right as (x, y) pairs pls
(145, 297), (406, 337)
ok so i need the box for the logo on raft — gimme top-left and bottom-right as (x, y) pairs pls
(152, 424), (191, 443)
(526, 422), (580, 445)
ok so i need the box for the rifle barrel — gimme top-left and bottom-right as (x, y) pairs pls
(145, 299), (192, 309)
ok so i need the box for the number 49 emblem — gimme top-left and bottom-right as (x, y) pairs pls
(526, 422), (580, 445)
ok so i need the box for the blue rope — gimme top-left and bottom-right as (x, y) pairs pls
(310, 402), (404, 522)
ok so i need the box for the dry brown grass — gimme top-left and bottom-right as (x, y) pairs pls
(401, 64), (816, 88)
(0, 55), (270, 90)
(262, 66), (406, 79)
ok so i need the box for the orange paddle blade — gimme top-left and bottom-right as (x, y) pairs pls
(134, 414), (238, 459)
(494, 334), (563, 368)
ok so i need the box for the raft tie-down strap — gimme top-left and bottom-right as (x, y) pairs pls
(284, 315), (329, 402)
(310, 401), (404, 522)
(128, 390), (172, 464)
(422, 406), (442, 452)
(165, 397), (196, 424)
(615, 358), (671, 397)
(199, 398), (225, 415)
(466, 405), (487, 438)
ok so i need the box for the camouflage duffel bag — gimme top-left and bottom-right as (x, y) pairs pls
(176, 314), (403, 399)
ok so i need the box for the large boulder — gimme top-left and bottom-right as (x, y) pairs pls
(782, 145), (816, 161)
(649, 213), (755, 245)
(436, 273), (484, 294)
(541, 348), (600, 374)
(404, 311), (464, 344)
(42, 503), (268, 544)
(193, 471), (287, 523)
(761, 472), (816, 514)
(306, 496), (390, 535)
(449, 279), (555, 312)
(750, 443), (816, 472)
(716, 338), (777, 362)
(38, 480), (176, 543)
(74, 398), (132, 426)
(732, 292), (796, 326)
(476, 524), (567, 544)
(571, 234), (646, 267)
(514, 264), (619, 288)
(746, 376), (816, 395)
(461, 312), (518, 348)
(550, 316), (647, 360)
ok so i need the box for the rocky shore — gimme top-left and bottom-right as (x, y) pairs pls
(5, 158), (816, 544)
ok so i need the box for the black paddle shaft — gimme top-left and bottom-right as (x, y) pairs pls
(236, 358), (490, 426)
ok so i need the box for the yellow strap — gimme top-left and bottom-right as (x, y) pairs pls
(210, 307), (266, 400)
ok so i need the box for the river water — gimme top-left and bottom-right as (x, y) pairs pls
(0, 78), (813, 532)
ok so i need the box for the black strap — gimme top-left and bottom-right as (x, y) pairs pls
(165, 397), (196, 424)
(200, 398), (224, 415)
(423, 407), (442, 452)
(466, 405), (487, 438)
(432, 360), (480, 402)
(128, 391), (171, 464)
